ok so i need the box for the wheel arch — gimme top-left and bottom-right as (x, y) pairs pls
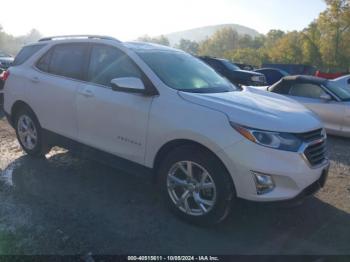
(10, 100), (39, 126)
(152, 139), (236, 190)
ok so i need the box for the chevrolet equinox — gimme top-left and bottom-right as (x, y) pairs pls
(3, 35), (330, 225)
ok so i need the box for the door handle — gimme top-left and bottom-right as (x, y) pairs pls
(79, 89), (94, 98)
(31, 76), (40, 83)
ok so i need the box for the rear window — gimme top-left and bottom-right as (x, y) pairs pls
(37, 43), (89, 80)
(13, 44), (46, 66)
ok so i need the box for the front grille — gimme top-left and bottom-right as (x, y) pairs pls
(297, 128), (324, 142)
(297, 129), (327, 167)
(304, 140), (327, 166)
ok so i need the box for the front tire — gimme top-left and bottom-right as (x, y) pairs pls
(158, 145), (235, 225)
(15, 107), (50, 157)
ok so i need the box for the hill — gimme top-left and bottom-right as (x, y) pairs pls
(165, 24), (260, 46)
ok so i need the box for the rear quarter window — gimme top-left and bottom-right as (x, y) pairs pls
(13, 44), (46, 66)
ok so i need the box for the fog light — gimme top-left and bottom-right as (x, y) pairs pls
(252, 171), (275, 195)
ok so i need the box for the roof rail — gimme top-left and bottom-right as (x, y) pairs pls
(38, 35), (121, 42)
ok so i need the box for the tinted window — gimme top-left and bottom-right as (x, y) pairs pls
(204, 59), (226, 72)
(13, 44), (45, 66)
(36, 49), (53, 72)
(221, 60), (240, 71)
(326, 81), (350, 101)
(289, 83), (326, 99)
(269, 81), (291, 94)
(88, 44), (142, 86)
(258, 69), (284, 85)
(47, 44), (89, 80)
(137, 51), (235, 93)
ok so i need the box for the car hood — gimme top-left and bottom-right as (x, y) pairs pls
(179, 88), (322, 133)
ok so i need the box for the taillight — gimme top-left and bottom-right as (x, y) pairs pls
(0, 70), (10, 81)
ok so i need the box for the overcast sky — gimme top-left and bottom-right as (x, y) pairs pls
(1, 0), (326, 40)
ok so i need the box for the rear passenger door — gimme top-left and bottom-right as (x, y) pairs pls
(76, 44), (154, 164)
(31, 43), (89, 139)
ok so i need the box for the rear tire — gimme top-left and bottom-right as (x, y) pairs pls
(14, 107), (50, 157)
(158, 145), (235, 225)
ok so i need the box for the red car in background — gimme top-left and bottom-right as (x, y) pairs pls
(315, 70), (347, 79)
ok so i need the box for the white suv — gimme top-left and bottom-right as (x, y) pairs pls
(3, 35), (329, 225)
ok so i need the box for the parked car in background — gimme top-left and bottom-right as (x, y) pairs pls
(0, 51), (14, 71)
(3, 35), (329, 225)
(254, 68), (289, 85)
(253, 75), (350, 137)
(0, 51), (13, 105)
(315, 70), (346, 80)
(198, 56), (266, 86)
(262, 63), (316, 76)
(234, 63), (255, 71)
(330, 75), (350, 90)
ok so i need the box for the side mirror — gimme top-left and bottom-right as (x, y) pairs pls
(320, 93), (332, 102)
(111, 77), (146, 94)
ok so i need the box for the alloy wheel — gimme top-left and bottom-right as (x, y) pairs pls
(17, 115), (38, 150)
(167, 161), (217, 216)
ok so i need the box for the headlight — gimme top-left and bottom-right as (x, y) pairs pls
(231, 123), (302, 152)
(251, 75), (264, 83)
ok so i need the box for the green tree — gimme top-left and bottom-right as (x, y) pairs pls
(137, 35), (170, 46)
(198, 27), (239, 57)
(301, 22), (323, 67)
(267, 31), (304, 64)
(317, 0), (350, 70)
(175, 39), (199, 54)
(225, 48), (265, 67)
(264, 29), (285, 48)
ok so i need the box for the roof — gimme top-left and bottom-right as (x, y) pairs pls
(39, 35), (121, 42)
(35, 35), (180, 53)
(123, 41), (182, 52)
(281, 75), (327, 85)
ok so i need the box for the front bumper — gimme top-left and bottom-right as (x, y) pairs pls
(217, 139), (329, 202)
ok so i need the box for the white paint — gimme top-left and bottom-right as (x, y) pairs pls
(3, 39), (329, 203)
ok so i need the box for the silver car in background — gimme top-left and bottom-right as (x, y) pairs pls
(255, 75), (350, 137)
(330, 74), (350, 91)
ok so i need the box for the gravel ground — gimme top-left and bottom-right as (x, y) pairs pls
(0, 110), (349, 255)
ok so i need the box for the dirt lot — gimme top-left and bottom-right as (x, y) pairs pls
(0, 109), (349, 255)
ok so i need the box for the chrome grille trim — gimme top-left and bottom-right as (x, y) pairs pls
(297, 129), (329, 169)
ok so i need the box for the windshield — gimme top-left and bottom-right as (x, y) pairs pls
(326, 81), (350, 101)
(136, 51), (237, 93)
(221, 60), (240, 71)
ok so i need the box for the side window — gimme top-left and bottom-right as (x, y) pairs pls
(208, 60), (225, 72)
(269, 82), (291, 94)
(36, 49), (53, 72)
(88, 44), (142, 87)
(48, 44), (89, 80)
(289, 83), (326, 99)
(13, 44), (46, 66)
